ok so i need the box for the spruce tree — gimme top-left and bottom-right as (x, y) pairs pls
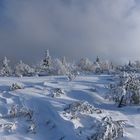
(0, 57), (12, 76)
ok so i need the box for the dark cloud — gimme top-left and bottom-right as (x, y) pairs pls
(0, 0), (140, 64)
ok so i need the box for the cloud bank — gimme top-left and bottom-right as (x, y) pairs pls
(0, 0), (140, 64)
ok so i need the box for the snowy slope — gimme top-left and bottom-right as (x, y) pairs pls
(0, 75), (139, 140)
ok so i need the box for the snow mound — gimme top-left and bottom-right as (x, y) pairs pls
(0, 75), (138, 140)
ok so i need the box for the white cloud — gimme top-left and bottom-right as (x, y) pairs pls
(0, 0), (140, 63)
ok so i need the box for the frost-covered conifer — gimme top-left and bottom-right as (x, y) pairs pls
(0, 57), (12, 76)
(38, 50), (52, 75)
(42, 50), (51, 70)
(96, 56), (100, 63)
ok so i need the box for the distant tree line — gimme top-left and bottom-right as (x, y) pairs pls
(1, 50), (138, 77)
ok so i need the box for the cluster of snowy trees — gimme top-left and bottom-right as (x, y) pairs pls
(87, 58), (140, 75)
(2, 49), (140, 78)
(77, 56), (114, 74)
(0, 57), (35, 77)
(36, 50), (74, 77)
(117, 60), (140, 73)
(0, 50), (116, 77)
(0, 50), (71, 77)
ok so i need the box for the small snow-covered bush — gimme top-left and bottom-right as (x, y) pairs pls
(49, 88), (65, 98)
(2, 105), (33, 119)
(27, 121), (36, 134)
(88, 116), (125, 140)
(63, 101), (102, 120)
(67, 72), (77, 81)
(1, 105), (37, 134)
(95, 67), (102, 74)
(0, 122), (17, 133)
(10, 83), (23, 91)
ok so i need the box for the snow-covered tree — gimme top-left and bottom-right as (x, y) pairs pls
(51, 58), (69, 75)
(94, 57), (115, 74)
(41, 50), (51, 70)
(94, 56), (103, 74)
(38, 50), (52, 76)
(0, 57), (12, 76)
(96, 56), (100, 63)
(77, 58), (95, 72)
(107, 73), (140, 107)
(15, 60), (35, 77)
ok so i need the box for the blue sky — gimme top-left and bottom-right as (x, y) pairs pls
(0, 0), (140, 64)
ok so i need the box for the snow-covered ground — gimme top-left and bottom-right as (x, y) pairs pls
(0, 75), (139, 140)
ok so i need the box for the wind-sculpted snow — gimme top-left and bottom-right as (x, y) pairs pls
(0, 75), (139, 140)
